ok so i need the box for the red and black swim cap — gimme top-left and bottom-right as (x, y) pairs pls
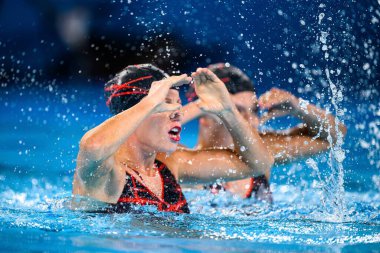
(186, 63), (255, 102)
(105, 64), (168, 115)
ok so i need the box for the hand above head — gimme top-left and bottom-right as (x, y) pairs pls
(191, 68), (234, 115)
(259, 88), (299, 123)
(145, 74), (192, 113)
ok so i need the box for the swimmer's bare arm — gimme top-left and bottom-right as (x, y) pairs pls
(161, 68), (273, 184)
(182, 100), (204, 124)
(162, 109), (272, 183)
(260, 133), (330, 164)
(74, 75), (191, 193)
(159, 148), (260, 184)
(74, 99), (160, 199)
(259, 88), (347, 162)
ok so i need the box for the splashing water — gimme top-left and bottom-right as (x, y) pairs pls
(0, 0), (379, 251)
(323, 69), (347, 221)
(305, 9), (348, 222)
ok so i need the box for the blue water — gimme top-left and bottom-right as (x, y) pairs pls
(0, 84), (379, 252)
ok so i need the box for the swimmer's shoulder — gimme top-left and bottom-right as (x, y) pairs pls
(73, 155), (125, 204)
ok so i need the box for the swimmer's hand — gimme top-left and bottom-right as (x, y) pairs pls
(145, 74), (192, 113)
(259, 88), (299, 124)
(191, 68), (234, 114)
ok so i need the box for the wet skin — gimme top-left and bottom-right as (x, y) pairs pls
(72, 69), (273, 207)
(183, 87), (347, 198)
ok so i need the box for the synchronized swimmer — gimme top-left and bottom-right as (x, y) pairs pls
(72, 64), (273, 213)
(72, 62), (346, 213)
(183, 63), (346, 201)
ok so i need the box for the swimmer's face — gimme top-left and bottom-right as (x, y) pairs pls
(201, 91), (259, 130)
(231, 91), (259, 128)
(134, 89), (182, 154)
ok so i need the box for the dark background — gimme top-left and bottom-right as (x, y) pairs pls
(0, 0), (379, 96)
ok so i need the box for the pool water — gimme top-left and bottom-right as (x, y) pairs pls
(0, 85), (379, 252)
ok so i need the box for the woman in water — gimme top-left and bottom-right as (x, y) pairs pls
(183, 63), (346, 201)
(72, 64), (273, 213)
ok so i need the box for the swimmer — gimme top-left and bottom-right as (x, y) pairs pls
(183, 63), (347, 201)
(72, 64), (273, 213)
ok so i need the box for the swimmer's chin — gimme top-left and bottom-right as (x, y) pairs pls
(163, 145), (178, 155)
(160, 139), (180, 154)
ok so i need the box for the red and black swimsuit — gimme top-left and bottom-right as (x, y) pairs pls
(245, 176), (272, 203)
(110, 160), (190, 214)
(207, 175), (272, 203)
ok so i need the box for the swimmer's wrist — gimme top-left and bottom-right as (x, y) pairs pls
(218, 106), (239, 119)
(218, 99), (236, 114)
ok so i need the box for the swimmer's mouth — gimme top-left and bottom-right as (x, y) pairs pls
(168, 126), (181, 142)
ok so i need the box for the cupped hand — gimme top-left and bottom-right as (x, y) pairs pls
(191, 68), (233, 114)
(258, 88), (299, 123)
(146, 74), (192, 113)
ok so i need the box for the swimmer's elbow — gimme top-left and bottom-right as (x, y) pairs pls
(79, 134), (105, 162)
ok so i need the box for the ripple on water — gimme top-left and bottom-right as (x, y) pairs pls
(1, 180), (379, 247)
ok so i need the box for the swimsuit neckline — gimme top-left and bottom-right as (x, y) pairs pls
(125, 162), (166, 203)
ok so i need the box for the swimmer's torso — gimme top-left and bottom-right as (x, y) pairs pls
(73, 159), (189, 214)
(110, 160), (189, 213)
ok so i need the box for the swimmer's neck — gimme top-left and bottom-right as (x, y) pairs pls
(115, 135), (157, 176)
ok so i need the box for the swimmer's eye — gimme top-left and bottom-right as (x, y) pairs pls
(165, 99), (182, 104)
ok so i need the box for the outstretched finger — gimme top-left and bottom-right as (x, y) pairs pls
(203, 68), (220, 82)
(198, 70), (208, 84)
(258, 91), (276, 109)
(191, 72), (201, 86)
(169, 74), (192, 87)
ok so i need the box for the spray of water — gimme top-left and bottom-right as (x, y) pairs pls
(305, 8), (348, 222)
(323, 69), (347, 221)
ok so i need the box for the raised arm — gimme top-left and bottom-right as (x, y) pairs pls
(259, 88), (347, 162)
(161, 68), (274, 184)
(182, 100), (204, 125)
(76, 75), (191, 188)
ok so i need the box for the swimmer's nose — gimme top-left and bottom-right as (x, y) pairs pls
(169, 110), (183, 121)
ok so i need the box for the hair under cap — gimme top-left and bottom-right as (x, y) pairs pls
(105, 64), (168, 115)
